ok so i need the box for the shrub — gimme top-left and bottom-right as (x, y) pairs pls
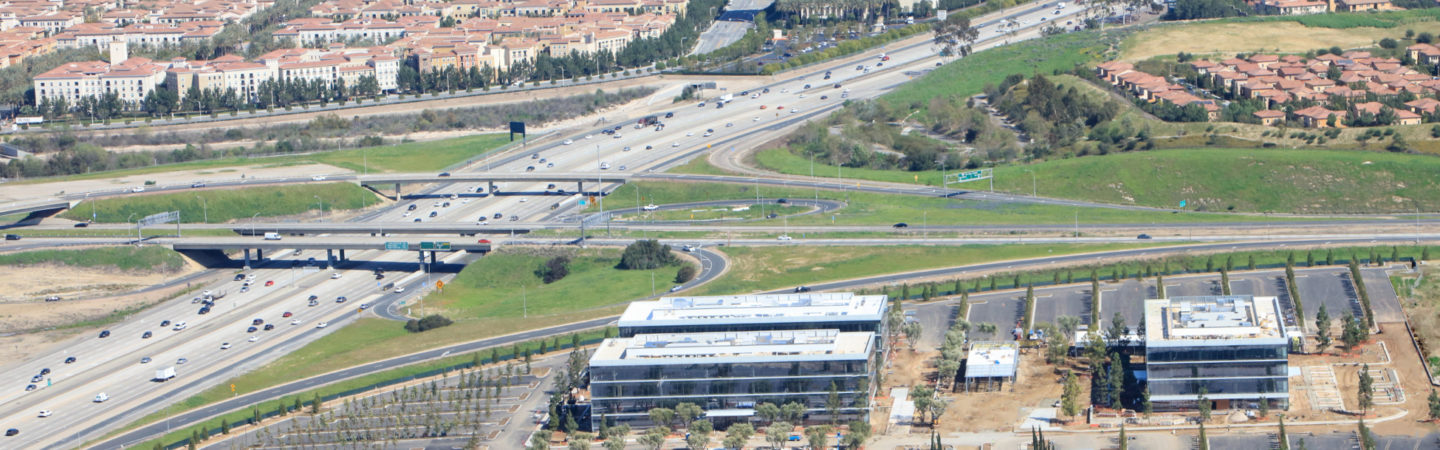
(619, 239), (676, 270)
(536, 255), (571, 284)
(404, 315), (454, 332)
(675, 264), (697, 283)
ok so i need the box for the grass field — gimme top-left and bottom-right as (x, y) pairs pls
(693, 243), (1163, 295)
(666, 155), (737, 176)
(755, 147), (1440, 214)
(58, 183), (379, 223)
(603, 180), (1316, 225)
(426, 248), (686, 319)
(0, 246), (184, 272)
(883, 30), (1112, 113)
(1119, 20), (1440, 62)
(15, 133), (510, 184)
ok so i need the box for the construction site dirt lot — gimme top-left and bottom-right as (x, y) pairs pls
(923, 350), (1073, 433)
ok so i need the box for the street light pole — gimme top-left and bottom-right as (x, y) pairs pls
(251, 212), (260, 236)
(195, 196), (207, 223)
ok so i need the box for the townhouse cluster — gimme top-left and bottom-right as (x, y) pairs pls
(1096, 51), (1440, 128)
(0, 0), (263, 69)
(1250, 0), (1395, 16)
(31, 0), (686, 110)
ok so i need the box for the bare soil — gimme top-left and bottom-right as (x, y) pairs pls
(937, 350), (1072, 433)
(0, 163), (348, 205)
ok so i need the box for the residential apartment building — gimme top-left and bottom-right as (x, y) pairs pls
(1143, 296), (1291, 412)
(588, 329), (878, 429)
(34, 41), (165, 106)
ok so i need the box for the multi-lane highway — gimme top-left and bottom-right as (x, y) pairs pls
(0, 3), (1199, 448)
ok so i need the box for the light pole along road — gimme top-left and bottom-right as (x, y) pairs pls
(90, 236), (1434, 449)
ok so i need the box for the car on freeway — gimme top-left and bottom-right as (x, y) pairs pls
(331, 272), (342, 279)
(265, 280), (274, 287)
(413, 218), (422, 222)
(547, 162), (555, 168)
(6, 428), (18, 436)
(252, 318), (264, 326)
(359, 303), (369, 310)
(282, 311), (293, 318)
(1137, 234), (1152, 239)
(249, 336), (259, 342)
(821, 95), (829, 100)
(777, 235), (793, 241)
(670, 285), (683, 292)
(311, 175), (326, 181)
(316, 322), (329, 329)
(291, 319), (302, 325)
(794, 286), (812, 293)
(336, 296), (348, 303)
(893, 223), (909, 228)
(198, 307), (210, 314)
(395, 286), (405, 293)
(24, 384), (36, 392)
(619, 165), (627, 171)
(37, 410), (51, 418)
(246, 326), (258, 333)
(141, 331), (152, 339)
(429, 211), (439, 218)
(190, 182), (206, 188)
(140, 357), (151, 364)
(177, 358), (188, 365)
(672, 142), (681, 147)
(63, 356), (76, 364)
(264, 324), (275, 331)
(438, 172), (451, 177)
(623, 146), (631, 152)
(130, 186), (145, 193)
(38, 368), (48, 376)
(30, 375), (41, 383)
(726, 122), (733, 127)
(240, 286), (249, 293)
(494, 213), (504, 219)
(73, 222), (88, 228)
(308, 295), (319, 302)
(98, 330), (110, 338)
(220, 342), (231, 349)
(160, 319), (171, 327)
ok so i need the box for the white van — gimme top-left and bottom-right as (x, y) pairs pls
(94, 393), (108, 403)
(599, 162), (611, 170)
(263, 232), (282, 240)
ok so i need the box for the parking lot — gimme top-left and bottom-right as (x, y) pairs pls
(913, 265), (1402, 345)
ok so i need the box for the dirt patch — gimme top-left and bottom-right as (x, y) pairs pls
(0, 163), (350, 205)
(936, 350), (1071, 433)
(1120, 22), (1440, 62)
(0, 258), (205, 334)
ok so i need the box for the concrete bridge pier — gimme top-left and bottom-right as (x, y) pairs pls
(417, 250), (427, 272)
(339, 249), (346, 261)
(243, 249), (251, 268)
(577, 181), (584, 195)
(488, 181), (496, 195)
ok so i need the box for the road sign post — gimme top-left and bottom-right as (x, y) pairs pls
(943, 169), (994, 193)
(384, 241), (408, 250)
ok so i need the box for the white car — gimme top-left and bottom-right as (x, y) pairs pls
(37, 410), (51, 418)
(394, 286), (405, 293)
(403, 211), (412, 217)
(316, 322), (329, 329)
(686, 132), (695, 137)
(753, 117), (760, 121)
(642, 204), (660, 211)
(130, 187), (145, 193)
(777, 235), (793, 241)
(172, 322), (187, 331)
(519, 198), (529, 202)
(672, 142), (681, 147)
(248, 336), (259, 342)
(585, 134), (593, 139)
(330, 273), (342, 279)
(563, 139), (573, 145)
(220, 342), (232, 349)
(291, 319), (302, 325)
(311, 175), (326, 181)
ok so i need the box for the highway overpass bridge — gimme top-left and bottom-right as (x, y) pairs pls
(169, 237), (492, 268)
(0, 200), (76, 224)
(233, 223), (543, 236)
(357, 173), (630, 198)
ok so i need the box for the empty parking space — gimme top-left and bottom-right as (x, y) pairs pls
(1166, 275), (1224, 297)
(1295, 269), (1363, 323)
(1362, 268), (1406, 322)
(965, 292), (1026, 341)
(1032, 286), (1092, 330)
(1099, 280), (1149, 330)
(1210, 433), (1277, 450)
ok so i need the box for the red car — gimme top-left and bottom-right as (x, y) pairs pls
(478, 239), (491, 244)
(282, 311), (293, 318)
(264, 280), (275, 287)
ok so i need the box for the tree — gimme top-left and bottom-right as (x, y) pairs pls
(1107, 352), (1124, 409)
(1315, 304), (1332, 354)
(536, 255), (571, 283)
(932, 14), (978, 57)
(1198, 422), (1209, 450)
(675, 403), (703, 428)
(1091, 277), (1102, 326)
(569, 432), (594, 450)
(724, 423), (754, 449)
(1341, 313), (1367, 353)
(1197, 387), (1211, 422)
(1358, 364), (1374, 415)
(220, 418), (230, 434)
(903, 320), (923, 350)
(1258, 394), (1270, 419)
(1156, 275), (1166, 298)
(1428, 390), (1440, 422)
(1061, 371), (1082, 420)
(765, 422), (793, 448)
(1118, 423), (1128, 450)
(805, 425), (832, 450)
(1023, 283), (1036, 331)
(756, 403), (782, 423)
(1279, 416), (1289, 450)
(1220, 268), (1231, 295)
(782, 401), (808, 424)
(685, 420), (712, 449)
(1107, 311), (1127, 344)
(826, 381), (843, 423)
(1358, 419), (1376, 450)
(1141, 386), (1153, 418)
(675, 264), (697, 283)
(845, 420), (871, 449)
(636, 427), (669, 450)
(648, 407), (677, 429)
(528, 430), (553, 450)
(619, 240), (676, 270)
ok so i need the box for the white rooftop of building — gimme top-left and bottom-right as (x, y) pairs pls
(589, 329), (874, 366)
(1144, 296), (1288, 345)
(617, 293), (887, 327)
(964, 342), (1018, 379)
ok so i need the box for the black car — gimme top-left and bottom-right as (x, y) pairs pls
(24, 385), (36, 392)
(493, 213), (504, 219)
(38, 368), (48, 376)
(263, 324), (275, 331)
(160, 320), (170, 327)
(375, 273), (385, 280)
(252, 318), (264, 326)
(198, 307), (211, 315)
(664, 112), (674, 118)
(63, 356), (76, 364)
(73, 222), (89, 228)
(429, 211), (439, 218)
(141, 331), (152, 339)
(246, 326), (258, 333)
(4, 234), (19, 240)
(6, 428), (18, 436)
(234, 274), (246, 281)
(438, 172), (451, 177)
(1137, 234), (1152, 240)
(30, 375), (41, 383)
(98, 330), (110, 338)
(308, 295), (319, 301)
(794, 286), (812, 293)
(776, 198), (788, 204)
(407, 204), (417, 211)
(191, 182), (206, 188)
(893, 223), (909, 228)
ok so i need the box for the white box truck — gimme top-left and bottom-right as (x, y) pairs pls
(263, 232), (282, 240)
(153, 367), (176, 382)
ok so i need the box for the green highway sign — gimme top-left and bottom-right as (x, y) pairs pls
(384, 242), (408, 250)
(420, 241), (452, 251)
(953, 169), (988, 182)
